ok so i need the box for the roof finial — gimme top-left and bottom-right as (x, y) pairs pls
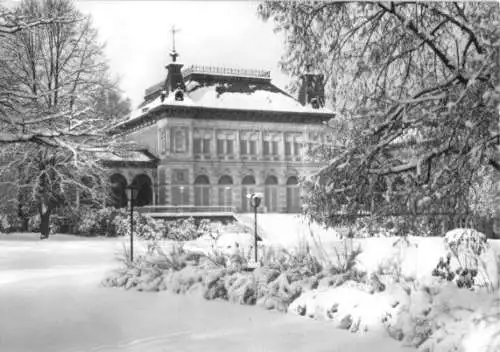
(170, 25), (180, 62)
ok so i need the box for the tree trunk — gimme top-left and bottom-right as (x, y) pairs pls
(39, 204), (52, 239)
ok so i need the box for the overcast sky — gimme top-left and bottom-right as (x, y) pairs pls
(72, 1), (290, 108)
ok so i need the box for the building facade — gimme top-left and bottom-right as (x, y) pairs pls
(107, 53), (333, 213)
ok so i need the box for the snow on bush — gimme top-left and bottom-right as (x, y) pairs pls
(418, 285), (500, 352)
(288, 285), (396, 333)
(103, 223), (500, 352)
(355, 236), (446, 286)
(0, 214), (11, 233)
(440, 228), (498, 291)
(353, 230), (499, 290)
(77, 207), (127, 236)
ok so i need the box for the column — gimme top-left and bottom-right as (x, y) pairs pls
(186, 126), (193, 157)
(258, 130), (264, 156)
(212, 128), (217, 157)
(235, 129), (240, 156)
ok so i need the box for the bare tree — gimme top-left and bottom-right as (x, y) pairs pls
(0, 0), (130, 238)
(259, 1), (499, 228)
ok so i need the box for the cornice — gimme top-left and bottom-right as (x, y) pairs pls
(113, 105), (333, 136)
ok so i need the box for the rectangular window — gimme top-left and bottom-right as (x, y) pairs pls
(272, 141), (279, 155)
(217, 139), (224, 154)
(240, 140), (247, 155)
(263, 141), (270, 155)
(294, 142), (301, 156)
(193, 138), (202, 154)
(226, 140), (234, 154)
(249, 140), (256, 155)
(203, 138), (210, 153)
(285, 141), (292, 156)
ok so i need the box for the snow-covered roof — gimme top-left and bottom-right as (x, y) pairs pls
(125, 65), (332, 123)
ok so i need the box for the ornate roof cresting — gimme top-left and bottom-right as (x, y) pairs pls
(183, 65), (271, 79)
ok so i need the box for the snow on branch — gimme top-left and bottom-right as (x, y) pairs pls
(0, 8), (81, 35)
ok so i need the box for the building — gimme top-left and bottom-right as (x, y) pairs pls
(105, 49), (333, 213)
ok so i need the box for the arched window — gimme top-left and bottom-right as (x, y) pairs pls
(131, 174), (153, 207)
(286, 176), (301, 213)
(194, 175), (210, 206)
(218, 175), (233, 207)
(109, 174), (128, 208)
(264, 175), (279, 212)
(241, 175), (256, 212)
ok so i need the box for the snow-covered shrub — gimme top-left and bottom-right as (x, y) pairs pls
(112, 211), (164, 240)
(431, 229), (498, 291)
(432, 253), (479, 289)
(224, 272), (257, 305)
(0, 214), (11, 233)
(77, 207), (130, 237)
(25, 213), (60, 235)
(166, 266), (205, 294)
(164, 217), (208, 241)
(327, 238), (362, 275)
(256, 272), (303, 311)
(28, 214), (40, 232)
(418, 285), (500, 352)
(76, 210), (98, 235)
(203, 268), (229, 300)
(350, 216), (438, 238)
(96, 207), (128, 237)
(289, 285), (397, 333)
(260, 244), (323, 277)
(145, 244), (188, 271)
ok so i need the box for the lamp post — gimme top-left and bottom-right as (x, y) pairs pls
(125, 185), (139, 262)
(247, 192), (263, 263)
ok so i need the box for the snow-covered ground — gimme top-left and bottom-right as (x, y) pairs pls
(234, 216), (500, 352)
(0, 233), (412, 352)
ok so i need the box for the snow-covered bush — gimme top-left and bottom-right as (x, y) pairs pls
(27, 214), (59, 234)
(431, 229), (498, 291)
(0, 214), (11, 233)
(417, 285), (500, 352)
(112, 211), (164, 240)
(28, 214), (40, 232)
(160, 217), (212, 241)
(350, 216), (438, 238)
(77, 207), (128, 237)
(261, 245), (323, 277)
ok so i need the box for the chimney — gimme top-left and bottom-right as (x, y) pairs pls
(298, 71), (325, 109)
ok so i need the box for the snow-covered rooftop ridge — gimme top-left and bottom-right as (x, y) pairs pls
(183, 65), (271, 80)
(124, 86), (332, 122)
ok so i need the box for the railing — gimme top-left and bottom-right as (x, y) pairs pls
(137, 205), (236, 214)
(182, 65), (271, 79)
